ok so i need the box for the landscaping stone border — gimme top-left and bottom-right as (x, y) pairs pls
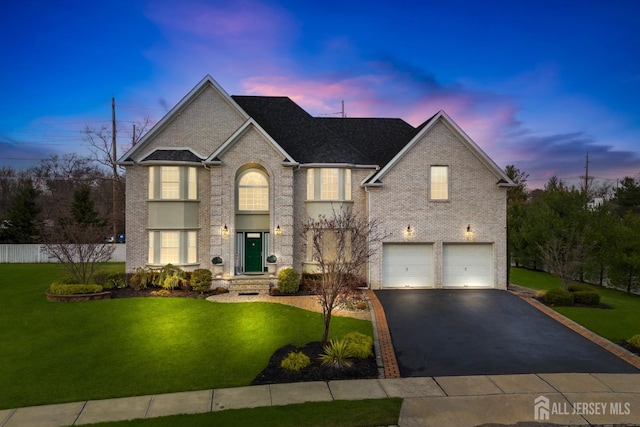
(46, 291), (112, 302)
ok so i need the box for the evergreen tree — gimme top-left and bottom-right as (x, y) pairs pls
(0, 180), (41, 243)
(71, 184), (103, 226)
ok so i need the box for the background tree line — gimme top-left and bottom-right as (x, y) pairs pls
(506, 165), (640, 293)
(0, 121), (149, 244)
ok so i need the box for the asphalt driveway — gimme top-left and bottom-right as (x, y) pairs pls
(375, 289), (639, 377)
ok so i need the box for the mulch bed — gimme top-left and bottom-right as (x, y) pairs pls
(618, 341), (640, 357)
(252, 341), (378, 385)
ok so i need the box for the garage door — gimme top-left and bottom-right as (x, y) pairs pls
(443, 243), (494, 287)
(382, 243), (433, 288)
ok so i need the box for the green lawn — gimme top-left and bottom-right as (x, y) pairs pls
(0, 264), (373, 410)
(510, 267), (640, 342)
(86, 398), (402, 427)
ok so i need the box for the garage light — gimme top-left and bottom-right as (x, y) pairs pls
(275, 225), (282, 236)
(465, 225), (473, 241)
(404, 225), (414, 239)
(222, 224), (230, 237)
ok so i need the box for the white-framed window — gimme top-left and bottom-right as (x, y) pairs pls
(238, 169), (269, 211)
(160, 231), (179, 264)
(148, 231), (198, 265)
(148, 166), (198, 200)
(306, 168), (352, 201)
(321, 168), (339, 200)
(430, 165), (449, 200)
(188, 167), (197, 200)
(307, 169), (314, 200)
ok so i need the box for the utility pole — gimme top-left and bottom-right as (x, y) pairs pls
(111, 97), (117, 243)
(341, 100), (345, 118)
(581, 152), (592, 197)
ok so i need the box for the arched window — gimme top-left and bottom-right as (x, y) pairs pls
(238, 169), (269, 211)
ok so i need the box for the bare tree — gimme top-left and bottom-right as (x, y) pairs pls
(43, 223), (115, 284)
(42, 185), (114, 284)
(83, 119), (149, 239)
(301, 207), (390, 344)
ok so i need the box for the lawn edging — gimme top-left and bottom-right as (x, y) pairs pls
(509, 289), (640, 370)
(45, 291), (112, 302)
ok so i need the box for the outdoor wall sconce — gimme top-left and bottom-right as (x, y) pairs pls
(404, 225), (414, 238)
(275, 225), (282, 236)
(222, 224), (230, 237)
(465, 225), (473, 241)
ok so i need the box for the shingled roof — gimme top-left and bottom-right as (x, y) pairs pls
(141, 149), (203, 163)
(232, 96), (416, 166)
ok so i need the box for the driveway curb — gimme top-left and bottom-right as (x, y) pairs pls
(367, 290), (401, 378)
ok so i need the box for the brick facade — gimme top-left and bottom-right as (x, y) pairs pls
(121, 76), (510, 290)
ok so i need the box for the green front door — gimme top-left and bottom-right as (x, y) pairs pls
(245, 233), (263, 272)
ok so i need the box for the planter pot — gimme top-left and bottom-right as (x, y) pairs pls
(46, 291), (111, 302)
(267, 262), (277, 276)
(212, 264), (224, 278)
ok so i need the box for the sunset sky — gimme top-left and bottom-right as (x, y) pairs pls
(1, 0), (639, 188)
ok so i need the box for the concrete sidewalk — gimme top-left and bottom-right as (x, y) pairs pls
(1, 373), (639, 427)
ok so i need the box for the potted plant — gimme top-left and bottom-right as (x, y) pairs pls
(211, 256), (224, 278)
(266, 254), (277, 275)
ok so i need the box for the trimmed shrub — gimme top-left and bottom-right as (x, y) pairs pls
(215, 286), (228, 294)
(573, 291), (600, 306)
(49, 283), (103, 295)
(568, 283), (592, 293)
(544, 288), (574, 306)
(277, 268), (301, 294)
(102, 272), (126, 290)
(627, 335), (640, 350)
(191, 269), (212, 293)
(318, 339), (354, 369)
(266, 254), (277, 263)
(212, 256), (223, 265)
(280, 351), (311, 372)
(343, 332), (373, 359)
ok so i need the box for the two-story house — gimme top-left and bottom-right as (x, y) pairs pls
(118, 75), (513, 289)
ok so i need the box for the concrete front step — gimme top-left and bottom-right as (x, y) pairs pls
(228, 281), (272, 295)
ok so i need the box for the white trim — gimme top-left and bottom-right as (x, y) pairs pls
(118, 75), (249, 164)
(298, 163), (379, 169)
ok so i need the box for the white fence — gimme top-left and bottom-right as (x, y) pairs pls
(0, 244), (126, 263)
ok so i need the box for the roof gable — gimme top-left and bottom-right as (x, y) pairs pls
(118, 75), (248, 164)
(366, 111), (514, 186)
(204, 118), (297, 164)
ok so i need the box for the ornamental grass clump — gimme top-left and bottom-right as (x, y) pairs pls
(627, 334), (640, 350)
(318, 339), (354, 369)
(342, 332), (374, 359)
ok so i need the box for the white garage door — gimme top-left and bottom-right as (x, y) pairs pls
(443, 243), (494, 287)
(382, 243), (434, 288)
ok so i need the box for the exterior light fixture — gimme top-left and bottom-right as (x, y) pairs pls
(275, 225), (282, 236)
(404, 225), (414, 238)
(465, 225), (473, 241)
(222, 224), (229, 237)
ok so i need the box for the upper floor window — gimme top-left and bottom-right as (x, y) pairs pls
(148, 166), (198, 200)
(307, 168), (352, 201)
(430, 166), (449, 200)
(238, 169), (269, 211)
